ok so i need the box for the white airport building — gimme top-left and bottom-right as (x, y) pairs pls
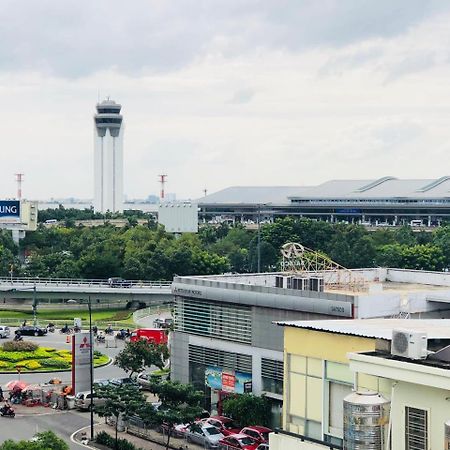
(93, 99), (124, 213)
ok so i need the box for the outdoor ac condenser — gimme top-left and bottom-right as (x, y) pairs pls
(391, 329), (428, 360)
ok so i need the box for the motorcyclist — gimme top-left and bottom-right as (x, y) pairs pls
(92, 325), (98, 336)
(105, 325), (113, 335)
(14, 331), (22, 341)
(61, 323), (70, 333)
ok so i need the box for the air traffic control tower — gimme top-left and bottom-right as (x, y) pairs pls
(93, 99), (124, 213)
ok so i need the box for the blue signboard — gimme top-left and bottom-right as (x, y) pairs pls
(205, 366), (252, 394)
(0, 200), (20, 219)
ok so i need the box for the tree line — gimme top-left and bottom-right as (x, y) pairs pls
(0, 214), (449, 280)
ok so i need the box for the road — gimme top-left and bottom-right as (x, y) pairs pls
(0, 328), (128, 447)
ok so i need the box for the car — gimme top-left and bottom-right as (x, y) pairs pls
(15, 326), (47, 337)
(153, 317), (174, 329)
(108, 277), (132, 288)
(0, 326), (11, 339)
(218, 434), (259, 450)
(204, 416), (240, 436)
(74, 390), (106, 410)
(136, 372), (153, 390)
(186, 423), (224, 448)
(256, 444), (269, 450)
(109, 377), (141, 389)
(240, 427), (272, 444)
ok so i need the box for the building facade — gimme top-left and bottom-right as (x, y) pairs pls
(93, 99), (124, 213)
(170, 269), (450, 428)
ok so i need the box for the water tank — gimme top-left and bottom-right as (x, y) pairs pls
(445, 420), (450, 449)
(343, 390), (390, 450)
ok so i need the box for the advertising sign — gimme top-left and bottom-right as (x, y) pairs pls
(205, 366), (251, 394)
(221, 372), (236, 392)
(71, 332), (92, 394)
(0, 200), (20, 222)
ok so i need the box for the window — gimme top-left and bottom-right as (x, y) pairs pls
(405, 407), (428, 450)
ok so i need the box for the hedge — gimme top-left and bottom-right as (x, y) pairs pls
(95, 431), (142, 450)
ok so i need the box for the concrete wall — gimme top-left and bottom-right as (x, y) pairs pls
(170, 330), (189, 383)
(387, 268), (450, 286)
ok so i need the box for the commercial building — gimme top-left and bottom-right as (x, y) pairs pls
(271, 318), (450, 449)
(93, 99), (124, 213)
(170, 268), (450, 428)
(199, 176), (450, 226)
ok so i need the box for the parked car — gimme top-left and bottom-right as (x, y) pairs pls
(240, 427), (272, 444)
(204, 416), (240, 436)
(256, 444), (269, 450)
(219, 434), (259, 450)
(186, 423), (224, 448)
(15, 326), (47, 337)
(0, 326), (11, 339)
(74, 390), (106, 410)
(109, 377), (141, 389)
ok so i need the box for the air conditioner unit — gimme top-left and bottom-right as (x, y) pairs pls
(391, 329), (428, 360)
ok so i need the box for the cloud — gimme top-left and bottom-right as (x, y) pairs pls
(229, 88), (255, 104)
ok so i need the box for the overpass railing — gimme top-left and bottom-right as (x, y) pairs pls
(0, 277), (172, 289)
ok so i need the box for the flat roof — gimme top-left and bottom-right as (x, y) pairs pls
(276, 319), (450, 340)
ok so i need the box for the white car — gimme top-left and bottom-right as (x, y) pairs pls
(186, 423), (224, 448)
(0, 326), (10, 338)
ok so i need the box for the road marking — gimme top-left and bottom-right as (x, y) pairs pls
(70, 425), (97, 449)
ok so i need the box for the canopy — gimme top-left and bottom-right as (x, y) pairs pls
(5, 380), (28, 391)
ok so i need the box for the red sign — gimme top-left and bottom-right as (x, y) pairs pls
(222, 372), (235, 392)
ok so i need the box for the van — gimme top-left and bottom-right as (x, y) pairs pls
(410, 220), (424, 227)
(44, 219), (58, 224)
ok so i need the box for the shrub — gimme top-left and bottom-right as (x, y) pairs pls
(2, 341), (39, 352)
(95, 431), (140, 450)
(40, 358), (70, 369)
(24, 360), (42, 370)
(0, 361), (9, 368)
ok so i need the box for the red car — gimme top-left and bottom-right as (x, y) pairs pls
(204, 416), (240, 436)
(240, 426), (272, 444)
(219, 434), (259, 450)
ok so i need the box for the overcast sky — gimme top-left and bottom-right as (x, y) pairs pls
(1, 0), (450, 201)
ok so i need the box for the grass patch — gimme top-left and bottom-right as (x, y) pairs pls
(0, 308), (135, 325)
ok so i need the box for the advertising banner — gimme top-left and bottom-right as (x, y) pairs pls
(205, 366), (251, 394)
(0, 200), (20, 222)
(71, 332), (92, 394)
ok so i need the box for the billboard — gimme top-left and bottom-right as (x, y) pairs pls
(205, 366), (252, 394)
(0, 200), (20, 221)
(71, 332), (93, 394)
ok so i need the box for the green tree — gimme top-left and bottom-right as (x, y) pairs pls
(114, 339), (169, 378)
(138, 381), (204, 450)
(222, 393), (271, 427)
(0, 431), (68, 450)
(95, 384), (145, 449)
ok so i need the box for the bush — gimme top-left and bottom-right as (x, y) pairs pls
(40, 358), (71, 369)
(0, 361), (8, 368)
(2, 341), (38, 352)
(95, 430), (140, 450)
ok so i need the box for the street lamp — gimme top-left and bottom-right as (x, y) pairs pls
(67, 296), (94, 442)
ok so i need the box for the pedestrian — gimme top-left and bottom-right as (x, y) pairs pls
(22, 320), (27, 327)
(0, 386), (3, 402)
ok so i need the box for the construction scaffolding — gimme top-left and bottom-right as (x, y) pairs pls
(280, 242), (367, 292)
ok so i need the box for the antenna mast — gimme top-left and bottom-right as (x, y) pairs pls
(158, 174), (168, 201)
(15, 173), (24, 200)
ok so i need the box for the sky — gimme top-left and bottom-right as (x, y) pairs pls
(1, 0), (450, 201)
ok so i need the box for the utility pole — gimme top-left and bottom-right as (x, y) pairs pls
(257, 204), (261, 273)
(15, 173), (24, 200)
(158, 174), (168, 201)
(203, 188), (208, 197)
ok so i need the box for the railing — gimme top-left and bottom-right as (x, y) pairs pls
(274, 429), (343, 450)
(0, 277), (172, 289)
(133, 304), (172, 322)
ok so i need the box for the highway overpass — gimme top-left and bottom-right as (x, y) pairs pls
(0, 277), (173, 308)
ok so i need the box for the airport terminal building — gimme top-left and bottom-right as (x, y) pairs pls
(199, 176), (450, 226)
(170, 268), (450, 427)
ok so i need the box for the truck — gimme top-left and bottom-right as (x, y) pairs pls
(130, 328), (168, 345)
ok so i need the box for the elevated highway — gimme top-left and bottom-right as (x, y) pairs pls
(0, 277), (173, 307)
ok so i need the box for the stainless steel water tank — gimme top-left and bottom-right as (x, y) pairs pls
(343, 390), (390, 450)
(445, 420), (450, 449)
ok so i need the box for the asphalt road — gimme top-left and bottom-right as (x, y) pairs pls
(0, 328), (128, 447)
(0, 410), (93, 449)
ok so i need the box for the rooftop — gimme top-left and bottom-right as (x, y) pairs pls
(276, 318), (450, 340)
(198, 176), (450, 205)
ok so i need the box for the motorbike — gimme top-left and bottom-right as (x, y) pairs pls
(60, 327), (73, 334)
(0, 406), (15, 418)
(13, 334), (23, 342)
(47, 323), (55, 333)
(96, 334), (105, 343)
(104, 328), (114, 336)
